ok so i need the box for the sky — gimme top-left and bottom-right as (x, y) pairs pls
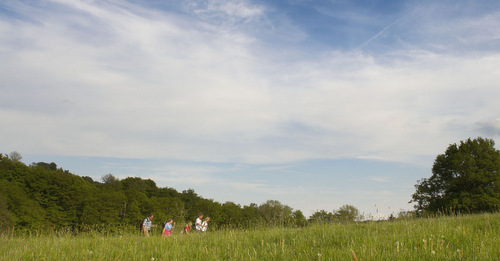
(1, 0), (500, 219)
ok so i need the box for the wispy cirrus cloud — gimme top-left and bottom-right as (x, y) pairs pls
(189, 0), (265, 19)
(1, 0), (500, 168)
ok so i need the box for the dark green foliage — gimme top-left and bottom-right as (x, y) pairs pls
(258, 200), (293, 226)
(336, 204), (360, 222)
(0, 193), (15, 230)
(0, 153), (305, 230)
(308, 205), (361, 223)
(292, 210), (307, 227)
(220, 201), (244, 228)
(27, 166), (94, 226)
(32, 162), (58, 171)
(0, 179), (46, 228)
(411, 137), (500, 214)
(240, 203), (263, 227)
(308, 210), (334, 223)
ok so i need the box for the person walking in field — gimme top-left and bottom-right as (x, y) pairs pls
(195, 213), (203, 232)
(201, 217), (210, 232)
(183, 222), (192, 234)
(141, 213), (157, 237)
(162, 219), (175, 237)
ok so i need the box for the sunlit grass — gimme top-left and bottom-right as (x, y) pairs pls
(1, 213), (499, 260)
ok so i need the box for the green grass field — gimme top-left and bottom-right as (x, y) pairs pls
(1, 213), (499, 260)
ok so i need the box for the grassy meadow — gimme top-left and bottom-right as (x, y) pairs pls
(1, 213), (499, 260)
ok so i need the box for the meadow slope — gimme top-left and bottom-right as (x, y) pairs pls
(1, 213), (499, 260)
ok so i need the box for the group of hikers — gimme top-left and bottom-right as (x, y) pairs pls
(140, 213), (210, 237)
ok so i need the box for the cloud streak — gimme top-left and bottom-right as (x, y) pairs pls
(2, 0), (500, 166)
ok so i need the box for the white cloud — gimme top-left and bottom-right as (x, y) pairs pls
(148, 165), (224, 186)
(191, 0), (265, 19)
(475, 118), (500, 137)
(1, 0), (500, 168)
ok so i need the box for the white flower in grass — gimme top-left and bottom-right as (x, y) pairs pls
(431, 251), (435, 255)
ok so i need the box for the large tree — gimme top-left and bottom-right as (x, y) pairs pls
(411, 137), (500, 214)
(258, 200), (293, 226)
(335, 204), (360, 222)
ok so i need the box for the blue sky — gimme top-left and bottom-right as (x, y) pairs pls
(1, 0), (500, 218)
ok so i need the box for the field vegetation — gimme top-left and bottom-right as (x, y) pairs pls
(2, 137), (500, 260)
(1, 213), (499, 260)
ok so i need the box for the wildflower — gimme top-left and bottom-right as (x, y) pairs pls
(423, 239), (426, 243)
(431, 251), (435, 255)
(151, 258), (155, 261)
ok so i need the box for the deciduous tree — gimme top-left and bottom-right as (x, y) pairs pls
(411, 137), (500, 214)
(9, 151), (22, 162)
(335, 204), (360, 222)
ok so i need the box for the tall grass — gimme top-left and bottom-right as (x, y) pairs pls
(1, 213), (499, 260)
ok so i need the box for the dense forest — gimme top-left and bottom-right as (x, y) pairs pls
(1, 153), (314, 231)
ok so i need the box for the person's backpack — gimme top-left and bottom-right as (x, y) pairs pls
(139, 219), (144, 230)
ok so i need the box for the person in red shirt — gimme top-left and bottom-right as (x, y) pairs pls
(183, 222), (192, 234)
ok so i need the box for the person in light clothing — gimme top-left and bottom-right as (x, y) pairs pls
(141, 213), (157, 237)
(201, 217), (210, 232)
(195, 213), (203, 232)
(162, 219), (175, 237)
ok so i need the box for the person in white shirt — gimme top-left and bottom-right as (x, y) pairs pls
(195, 213), (203, 232)
(140, 213), (157, 236)
(201, 217), (210, 232)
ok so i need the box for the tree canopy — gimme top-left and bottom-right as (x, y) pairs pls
(411, 137), (500, 214)
(1, 152), (371, 231)
(308, 204), (361, 223)
(0, 153), (316, 231)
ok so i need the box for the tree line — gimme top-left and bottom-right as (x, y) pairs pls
(2, 153), (350, 231)
(2, 136), (498, 232)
